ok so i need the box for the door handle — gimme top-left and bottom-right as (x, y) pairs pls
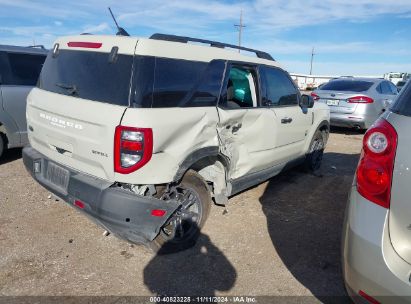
(281, 117), (293, 124)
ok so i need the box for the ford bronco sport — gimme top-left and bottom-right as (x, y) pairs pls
(0, 45), (47, 158)
(23, 34), (330, 251)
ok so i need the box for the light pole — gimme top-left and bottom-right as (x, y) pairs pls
(310, 47), (315, 75)
(234, 10), (246, 52)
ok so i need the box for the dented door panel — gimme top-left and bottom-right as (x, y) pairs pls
(217, 108), (279, 179)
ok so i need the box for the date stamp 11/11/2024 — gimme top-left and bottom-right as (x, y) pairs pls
(149, 296), (257, 303)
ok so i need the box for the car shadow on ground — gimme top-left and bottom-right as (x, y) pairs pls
(143, 151), (359, 301)
(143, 230), (237, 297)
(330, 126), (366, 135)
(259, 152), (360, 303)
(0, 148), (22, 165)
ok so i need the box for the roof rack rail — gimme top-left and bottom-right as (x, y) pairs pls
(27, 45), (46, 50)
(149, 33), (274, 61)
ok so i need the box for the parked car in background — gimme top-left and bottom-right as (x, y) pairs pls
(22, 33), (329, 252)
(0, 45), (47, 158)
(311, 77), (398, 130)
(397, 80), (408, 91)
(343, 80), (411, 303)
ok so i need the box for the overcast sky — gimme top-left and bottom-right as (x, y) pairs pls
(1, 0), (411, 76)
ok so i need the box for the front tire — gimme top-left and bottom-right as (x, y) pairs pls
(304, 130), (325, 172)
(150, 170), (211, 254)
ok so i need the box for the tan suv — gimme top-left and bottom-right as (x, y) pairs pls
(23, 33), (330, 251)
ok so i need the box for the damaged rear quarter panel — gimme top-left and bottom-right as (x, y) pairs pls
(116, 107), (220, 184)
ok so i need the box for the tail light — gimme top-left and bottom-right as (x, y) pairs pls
(74, 200), (85, 209)
(358, 290), (380, 304)
(114, 126), (153, 174)
(151, 209), (166, 217)
(356, 118), (397, 208)
(347, 96), (374, 103)
(311, 92), (320, 101)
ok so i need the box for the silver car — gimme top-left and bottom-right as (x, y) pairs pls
(312, 77), (398, 130)
(343, 80), (411, 303)
(0, 45), (47, 158)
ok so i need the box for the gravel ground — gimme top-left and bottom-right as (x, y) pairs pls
(0, 128), (363, 303)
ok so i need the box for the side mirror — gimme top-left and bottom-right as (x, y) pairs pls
(300, 94), (314, 108)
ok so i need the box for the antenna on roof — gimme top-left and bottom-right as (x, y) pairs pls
(108, 7), (130, 36)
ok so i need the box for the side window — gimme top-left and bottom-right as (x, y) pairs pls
(260, 66), (298, 106)
(0, 51), (12, 84)
(220, 65), (258, 109)
(132, 58), (224, 108)
(186, 60), (226, 107)
(388, 82), (399, 94)
(132, 56), (155, 108)
(380, 81), (392, 95)
(152, 58), (208, 107)
(376, 84), (382, 94)
(7, 52), (45, 86)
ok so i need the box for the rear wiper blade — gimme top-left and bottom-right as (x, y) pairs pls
(55, 83), (78, 96)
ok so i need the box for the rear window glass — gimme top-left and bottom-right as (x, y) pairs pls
(391, 81), (411, 116)
(319, 80), (373, 92)
(0, 51), (46, 86)
(38, 50), (133, 106)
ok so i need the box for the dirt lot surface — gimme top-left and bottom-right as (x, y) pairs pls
(0, 129), (363, 303)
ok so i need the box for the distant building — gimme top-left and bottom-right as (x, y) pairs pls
(290, 73), (381, 90)
(291, 72), (410, 90)
(383, 72), (411, 85)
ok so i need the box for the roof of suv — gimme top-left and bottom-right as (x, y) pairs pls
(0, 44), (48, 55)
(56, 34), (281, 68)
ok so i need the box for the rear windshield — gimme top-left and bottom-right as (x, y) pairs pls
(38, 50), (133, 106)
(319, 80), (374, 92)
(391, 81), (411, 116)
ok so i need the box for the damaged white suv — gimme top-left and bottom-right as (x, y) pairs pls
(23, 33), (330, 251)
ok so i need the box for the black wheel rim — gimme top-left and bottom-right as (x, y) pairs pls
(161, 186), (202, 243)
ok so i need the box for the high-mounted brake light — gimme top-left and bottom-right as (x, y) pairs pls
(356, 118), (397, 208)
(347, 96), (374, 103)
(67, 42), (102, 49)
(311, 92), (320, 101)
(114, 126), (153, 174)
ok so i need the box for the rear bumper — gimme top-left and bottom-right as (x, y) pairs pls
(23, 147), (180, 245)
(342, 186), (411, 303)
(330, 112), (375, 129)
